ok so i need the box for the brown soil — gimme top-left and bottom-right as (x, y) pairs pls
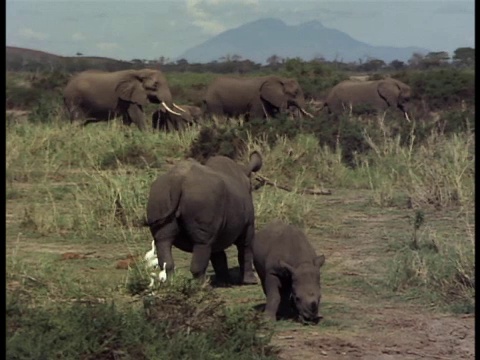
(269, 192), (475, 360)
(6, 184), (474, 359)
(273, 311), (474, 360)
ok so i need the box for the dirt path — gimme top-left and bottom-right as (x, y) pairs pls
(273, 311), (474, 359)
(270, 192), (475, 360)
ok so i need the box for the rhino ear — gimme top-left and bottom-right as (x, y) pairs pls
(314, 255), (325, 269)
(247, 151), (263, 174)
(279, 260), (296, 275)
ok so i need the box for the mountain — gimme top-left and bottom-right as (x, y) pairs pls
(179, 18), (428, 64)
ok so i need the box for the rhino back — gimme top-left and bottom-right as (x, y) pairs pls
(254, 221), (316, 273)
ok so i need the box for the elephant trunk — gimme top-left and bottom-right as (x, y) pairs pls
(288, 99), (314, 119)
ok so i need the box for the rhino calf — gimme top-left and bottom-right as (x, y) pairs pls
(253, 221), (325, 324)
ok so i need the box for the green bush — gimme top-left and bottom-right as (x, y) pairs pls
(393, 68), (475, 110)
(187, 125), (248, 163)
(7, 277), (277, 360)
(27, 93), (64, 124)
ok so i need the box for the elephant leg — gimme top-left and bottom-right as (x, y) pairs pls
(190, 243), (212, 281)
(127, 104), (147, 131)
(152, 112), (162, 130)
(235, 225), (258, 285)
(210, 250), (232, 285)
(122, 113), (133, 126)
(263, 274), (282, 321)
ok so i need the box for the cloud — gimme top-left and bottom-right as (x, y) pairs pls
(18, 27), (48, 41)
(96, 42), (121, 51)
(72, 32), (86, 41)
(186, 0), (227, 35)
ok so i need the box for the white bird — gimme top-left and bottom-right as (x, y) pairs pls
(144, 240), (157, 263)
(159, 262), (167, 283)
(144, 241), (170, 287)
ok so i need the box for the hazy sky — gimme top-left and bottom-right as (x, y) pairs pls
(6, 0), (475, 61)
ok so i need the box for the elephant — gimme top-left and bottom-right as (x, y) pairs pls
(146, 151), (263, 285)
(253, 221), (325, 324)
(63, 68), (184, 131)
(203, 75), (313, 121)
(322, 78), (412, 121)
(151, 104), (203, 132)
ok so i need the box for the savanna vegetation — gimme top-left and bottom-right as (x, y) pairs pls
(6, 53), (475, 359)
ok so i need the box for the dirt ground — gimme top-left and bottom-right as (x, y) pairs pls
(274, 310), (474, 359)
(6, 183), (475, 360)
(269, 192), (475, 360)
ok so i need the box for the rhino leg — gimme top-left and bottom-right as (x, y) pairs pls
(190, 243), (212, 281)
(236, 224), (258, 285)
(264, 274), (282, 321)
(210, 250), (232, 286)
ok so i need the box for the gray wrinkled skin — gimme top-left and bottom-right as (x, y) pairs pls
(324, 77), (412, 118)
(63, 68), (174, 131)
(204, 75), (309, 120)
(253, 221), (325, 324)
(146, 152), (263, 285)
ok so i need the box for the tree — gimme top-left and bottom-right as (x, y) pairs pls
(423, 51), (450, 68)
(389, 59), (405, 71)
(266, 54), (283, 67)
(219, 53), (242, 63)
(158, 56), (170, 65)
(408, 52), (426, 69)
(311, 53), (325, 63)
(359, 58), (386, 72)
(452, 47), (475, 67)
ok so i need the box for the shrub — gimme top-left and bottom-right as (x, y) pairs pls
(187, 125), (248, 163)
(7, 275), (276, 360)
(386, 211), (474, 313)
(393, 68), (475, 110)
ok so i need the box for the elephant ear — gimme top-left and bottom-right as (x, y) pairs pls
(377, 80), (400, 107)
(260, 78), (285, 108)
(115, 75), (149, 105)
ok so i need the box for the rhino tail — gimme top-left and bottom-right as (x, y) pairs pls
(146, 173), (185, 233)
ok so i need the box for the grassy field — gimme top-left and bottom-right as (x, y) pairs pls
(6, 103), (475, 359)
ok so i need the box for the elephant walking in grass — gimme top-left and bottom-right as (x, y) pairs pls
(146, 152), (263, 285)
(204, 76), (313, 121)
(323, 78), (412, 121)
(151, 104), (203, 132)
(63, 68), (184, 131)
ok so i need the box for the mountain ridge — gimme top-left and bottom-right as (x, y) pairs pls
(179, 18), (428, 64)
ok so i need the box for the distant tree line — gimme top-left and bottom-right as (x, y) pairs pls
(6, 47), (475, 75)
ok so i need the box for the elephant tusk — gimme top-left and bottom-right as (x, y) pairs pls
(300, 107), (314, 118)
(173, 103), (187, 112)
(161, 101), (182, 116)
(404, 112), (411, 123)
